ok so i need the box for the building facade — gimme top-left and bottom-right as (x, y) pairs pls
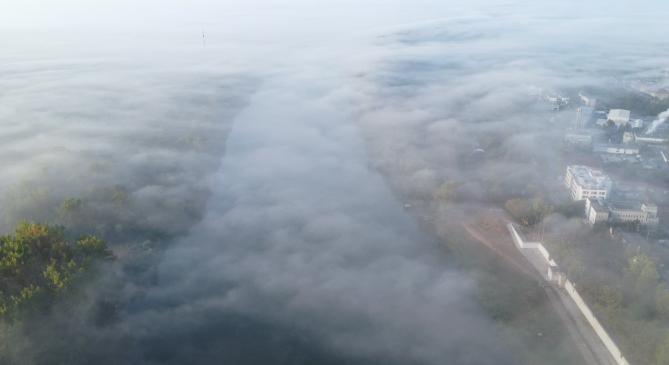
(585, 198), (659, 227)
(585, 198), (610, 225)
(565, 165), (613, 201)
(608, 202), (659, 226)
(576, 107), (594, 128)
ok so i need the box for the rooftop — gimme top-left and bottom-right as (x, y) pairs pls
(567, 165), (613, 190)
(589, 199), (608, 212)
(608, 109), (631, 122)
(608, 200), (641, 211)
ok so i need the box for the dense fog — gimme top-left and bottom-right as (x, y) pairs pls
(1, 1), (669, 364)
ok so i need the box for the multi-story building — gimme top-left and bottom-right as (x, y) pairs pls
(608, 201), (659, 226)
(585, 198), (659, 227)
(585, 198), (610, 225)
(565, 165), (612, 201)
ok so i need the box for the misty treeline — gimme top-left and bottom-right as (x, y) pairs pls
(0, 65), (256, 363)
(541, 224), (669, 365)
(350, 13), (669, 365)
(2, 2), (669, 365)
(353, 56), (593, 365)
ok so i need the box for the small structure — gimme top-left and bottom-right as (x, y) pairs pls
(575, 107), (594, 128)
(622, 132), (635, 144)
(579, 92), (598, 107)
(622, 132), (667, 145)
(565, 165), (613, 201)
(630, 119), (644, 129)
(635, 135), (667, 144)
(546, 94), (570, 110)
(565, 133), (593, 146)
(593, 144), (640, 155)
(547, 265), (566, 287)
(600, 154), (639, 165)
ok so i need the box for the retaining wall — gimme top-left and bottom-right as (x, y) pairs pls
(507, 224), (629, 365)
(564, 280), (629, 365)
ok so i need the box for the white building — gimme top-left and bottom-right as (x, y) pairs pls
(585, 198), (659, 227)
(608, 201), (659, 226)
(607, 109), (631, 126)
(585, 198), (610, 225)
(576, 107), (594, 128)
(565, 165), (613, 201)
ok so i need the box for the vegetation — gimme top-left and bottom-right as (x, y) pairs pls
(547, 227), (669, 365)
(0, 223), (111, 320)
(434, 181), (460, 204)
(504, 198), (553, 226)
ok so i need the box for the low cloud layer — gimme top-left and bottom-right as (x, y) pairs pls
(2, 1), (669, 365)
(141, 80), (512, 364)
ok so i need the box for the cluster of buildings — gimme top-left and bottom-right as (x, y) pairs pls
(564, 165), (660, 227)
(585, 197), (659, 227)
(564, 100), (669, 170)
(544, 92), (571, 111)
(630, 77), (669, 100)
(559, 91), (667, 231)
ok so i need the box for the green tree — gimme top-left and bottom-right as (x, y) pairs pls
(504, 198), (552, 226)
(57, 197), (84, 226)
(434, 181), (460, 203)
(656, 285), (669, 319)
(626, 254), (660, 296)
(656, 334), (669, 365)
(0, 222), (110, 320)
(624, 254), (660, 317)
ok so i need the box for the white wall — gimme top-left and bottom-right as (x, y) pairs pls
(507, 223), (630, 365)
(564, 280), (630, 365)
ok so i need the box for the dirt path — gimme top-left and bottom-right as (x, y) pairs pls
(461, 222), (538, 278)
(461, 209), (614, 365)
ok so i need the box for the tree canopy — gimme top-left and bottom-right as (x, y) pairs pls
(0, 223), (111, 320)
